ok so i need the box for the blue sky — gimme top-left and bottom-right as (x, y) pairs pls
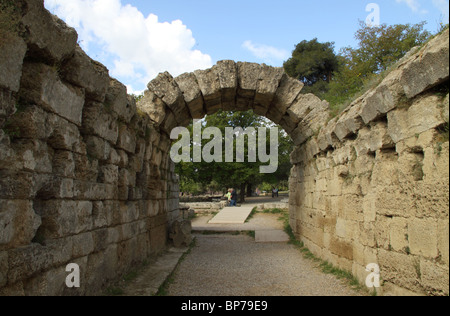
(45, 0), (449, 94)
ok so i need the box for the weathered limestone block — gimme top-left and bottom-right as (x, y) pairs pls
(61, 46), (110, 102)
(317, 117), (339, 151)
(85, 135), (111, 162)
(400, 28), (449, 99)
(33, 199), (92, 238)
(408, 217), (439, 259)
(287, 94), (323, 125)
(279, 115), (297, 134)
(0, 35), (27, 92)
(333, 99), (365, 141)
(82, 101), (119, 144)
(21, 0), (78, 63)
(420, 259), (449, 295)
(71, 232), (95, 258)
(214, 60), (237, 111)
(378, 249), (424, 295)
(175, 72), (205, 119)
(3, 105), (47, 140)
(194, 68), (222, 115)
(0, 170), (36, 199)
(117, 124), (137, 154)
(98, 164), (119, 184)
(236, 62), (261, 110)
(137, 90), (166, 126)
(254, 65), (285, 115)
(353, 123), (394, 156)
(0, 89), (16, 128)
(0, 200), (41, 249)
(267, 74), (304, 124)
(47, 113), (85, 154)
(360, 77), (402, 124)
(7, 239), (74, 286)
(149, 72), (191, 125)
(169, 219), (192, 248)
(387, 94), (447, 143)
(53, 150), (75, 178)
(105, 79), (135, 123)
(0, 251), (7, 288)
(19, 63), (85, 126)
(9, 139), (53, 173)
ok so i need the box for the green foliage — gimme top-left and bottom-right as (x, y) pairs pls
(175, 110), (294, 196)
(324, 21), (432, 116)
(284, 39), (339, 97)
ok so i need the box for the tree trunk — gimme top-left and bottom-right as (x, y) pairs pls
(240, 183), (246, 203)
(246, 183), (253, 198)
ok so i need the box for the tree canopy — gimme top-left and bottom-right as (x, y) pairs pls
(174, 110), (293, 200)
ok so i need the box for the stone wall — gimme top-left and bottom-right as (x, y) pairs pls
(1, 0), (448, 296)
(0, 0), (179, 295)
(289, 29), (449, 296)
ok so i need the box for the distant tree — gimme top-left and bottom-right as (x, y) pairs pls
(325, 21), (432, 113)
(283, 39), (340, 97)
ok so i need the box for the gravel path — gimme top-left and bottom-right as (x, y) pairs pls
(166, 232), (363, 296)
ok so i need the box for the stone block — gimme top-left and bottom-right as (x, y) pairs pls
(71, 232), (95, 258)
(46, 113), (85, 154)
(420, 259), (449, 295)
(19, 63), (85, 126)
(98, 164), (119, 184)
(269, 74), (304, 120)
(149, 72), (191, 125)
(408, 218), (439, 259)
(21, 0), (78, 63)
(138, 90), (166, 125)
(0, 251), (7, 288)
(0, 35), (27, 92)
(0, 89), (16, 128)
(255, 65), (284, 111)
(214, 60), (238, 111)
(378, 248), (423, 295)
(82, 101), (119, 144)
(387, 95), (446, 143)
(61, 46), (110, 102)
(0, 200), (41, 249)
(34, 200), (93, 238)
(400, 29), (449, 99)
(105, 79), (135, 123)
(117, 124), (137, 154)
(194, 68), (222, 115)
(175, 72), (205, 119)
(236, 62), (261, 110)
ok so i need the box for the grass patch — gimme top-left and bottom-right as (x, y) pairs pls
(156, 238), (197, 296)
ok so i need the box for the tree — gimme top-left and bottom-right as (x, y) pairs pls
(174, 110), (294, 202)
(283, 39), (340, 97)
(324, 21), (432, 113)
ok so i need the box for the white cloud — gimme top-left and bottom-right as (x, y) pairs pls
(242, 40), (289, 64)
(44, 0), (212, 93)
(395, 0), (428, 13)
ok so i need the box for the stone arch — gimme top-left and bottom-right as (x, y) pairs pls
(138, 61), (331, 146)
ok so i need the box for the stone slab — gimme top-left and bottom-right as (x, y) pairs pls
(255, 230), (290, 243)
(208, 207), (254, 224)
(121, 247), (188, 296)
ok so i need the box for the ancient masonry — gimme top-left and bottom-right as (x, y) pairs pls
(0, 0), (449, 296)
